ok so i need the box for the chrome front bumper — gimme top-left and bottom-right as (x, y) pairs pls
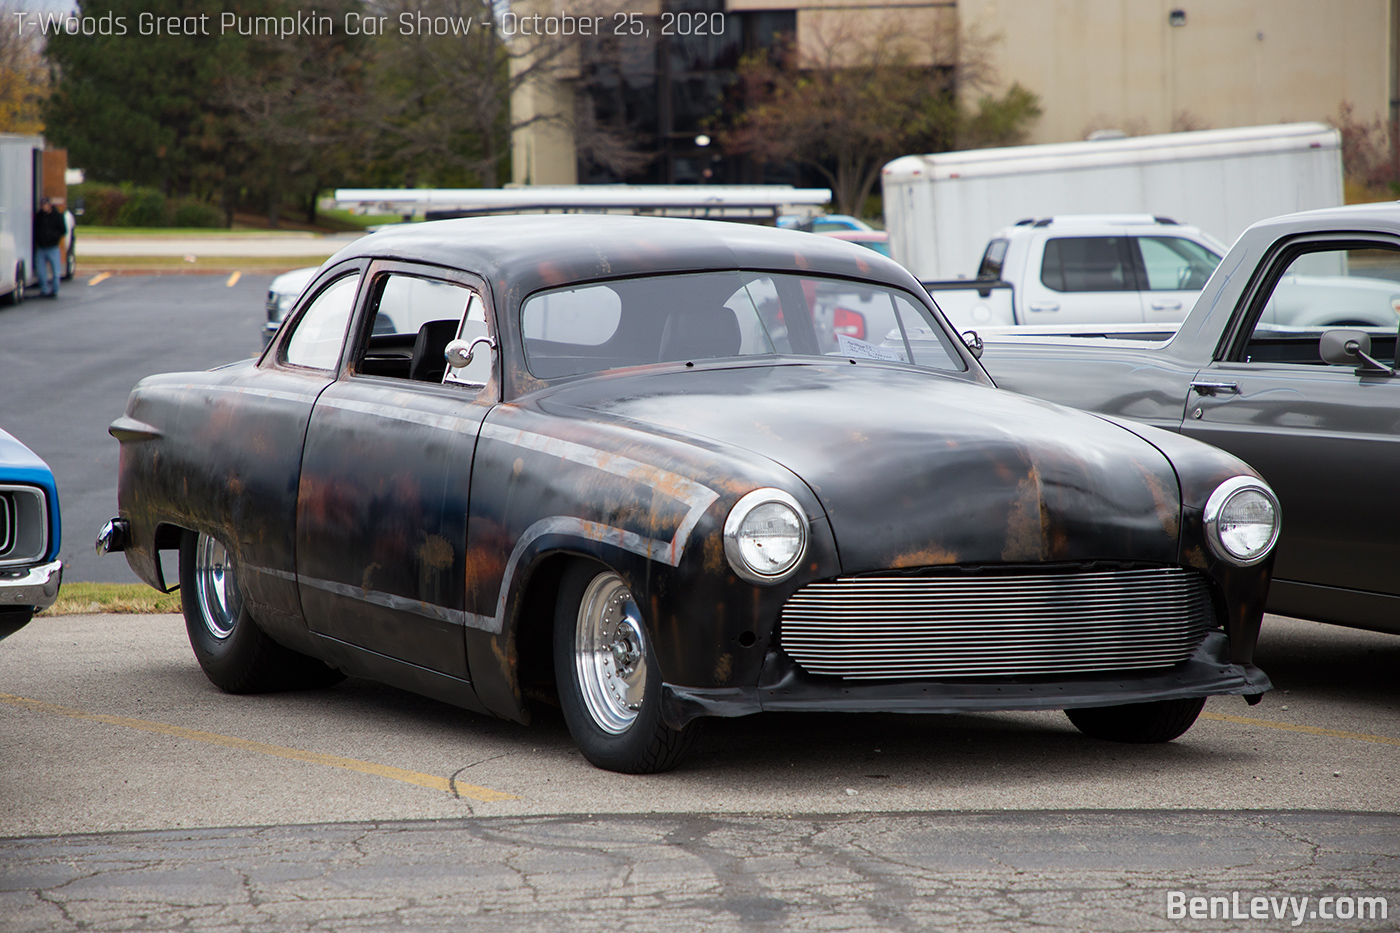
(0, 559), (63, 610)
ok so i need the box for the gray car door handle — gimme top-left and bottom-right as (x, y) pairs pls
(1190, 380), (1240, 395)
(1028, 302), (1060, 313)
(1150, 300), (1183, 310)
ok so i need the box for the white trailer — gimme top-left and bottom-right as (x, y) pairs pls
(882, 123), (1343, 281)
(0, 134), (46, 304)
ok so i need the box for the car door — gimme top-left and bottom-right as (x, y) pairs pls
(1018, 232), (1147, 324)
(1181, 238), (1400, 599)
(1131, 234), (1222, 325)
(295, 261), (498, 679)
(214, 264), (364, 631)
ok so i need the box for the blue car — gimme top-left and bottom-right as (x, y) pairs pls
(0, 427), (62, 639)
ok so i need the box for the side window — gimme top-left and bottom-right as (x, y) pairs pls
(977, 238), (1009, 280)
(1136, 237), (1221, 291)
(358, 273), (484, 384)
(1241, 246), (1400, 365)
(283, 275), (359, 370)
(1040, 237), (1132, 292)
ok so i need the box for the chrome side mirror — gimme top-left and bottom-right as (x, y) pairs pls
(445, 335), (495, 370)
(1319, 329), (1394, 375)
(961, 330), (984, 359)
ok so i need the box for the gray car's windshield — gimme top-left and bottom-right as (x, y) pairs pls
(521, 271), (965, 379)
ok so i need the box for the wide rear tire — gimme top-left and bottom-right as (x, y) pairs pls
(554, 559), (698, 773)
(1065, 696), (1206, 743)
(179, 530), (343, 693)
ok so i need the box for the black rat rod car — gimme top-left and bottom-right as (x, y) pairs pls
(100, 215), (1277, 773)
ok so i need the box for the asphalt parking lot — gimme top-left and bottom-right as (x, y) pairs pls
(1, 275), (1397, 931)
(0, 271), (272, 583)
(1, 610), (1397, 931)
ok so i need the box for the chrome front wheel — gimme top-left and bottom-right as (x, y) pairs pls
(554, 560), (698, 772)
(574, 571), (648, 734)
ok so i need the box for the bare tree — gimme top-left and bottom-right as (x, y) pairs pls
(724, 17), (1039, 215)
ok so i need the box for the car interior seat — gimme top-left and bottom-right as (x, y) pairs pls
(408, 319), (460, 383)
(658, 305), (742, 362)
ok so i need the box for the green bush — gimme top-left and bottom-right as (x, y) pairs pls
(170, 200), (224, 227)
(70, 183), (127, 225)
(115, 188), (167, 226)
(69, 182), (224, 227)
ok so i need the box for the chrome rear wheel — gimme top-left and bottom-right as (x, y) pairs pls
(193, 534), (241, 640)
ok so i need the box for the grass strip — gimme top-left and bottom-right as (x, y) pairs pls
(39, 581), (182, 616)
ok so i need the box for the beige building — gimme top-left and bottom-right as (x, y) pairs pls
(512, 0), (1399, 185)
(967, 0), (1398, 144)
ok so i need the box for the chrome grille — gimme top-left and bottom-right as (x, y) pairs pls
(779, 567), (1214, 680)
(0, 485), (48, 566)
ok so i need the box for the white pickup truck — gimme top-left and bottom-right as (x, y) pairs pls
(922, 215), (1231, 330)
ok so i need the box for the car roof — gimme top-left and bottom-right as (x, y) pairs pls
(325, 214), (920, 300)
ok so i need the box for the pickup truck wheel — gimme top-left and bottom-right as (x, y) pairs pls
(1065, 696), (1206, 743)
(554, 560), (699, 773)
(179, 530), (343, 693)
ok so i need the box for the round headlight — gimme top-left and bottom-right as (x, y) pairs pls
(1203, 476), (1280, 566)
(724, 488), (808, 584)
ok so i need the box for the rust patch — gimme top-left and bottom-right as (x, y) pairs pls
(228, 475), (244, 496)
(512, 457), (524, 476)
(712, 651), (733, 685)
(360, 562), (381, 594)
(1133, 460), (1181, 540)
(1183, 545), (1209, 570)
(1002, 466), (1047, 561)
(702, 531), (726, 575)
(890, 546), (958, 568)
(419, 535), (454, 571)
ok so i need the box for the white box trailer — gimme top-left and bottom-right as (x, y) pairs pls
(882, 122), (1343, 281)
(0, 134), (45, 303)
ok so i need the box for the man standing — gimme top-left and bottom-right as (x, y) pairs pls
(34, 197), (66, 299)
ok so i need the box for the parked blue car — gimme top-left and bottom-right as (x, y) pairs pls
(0, 427), (61, 639)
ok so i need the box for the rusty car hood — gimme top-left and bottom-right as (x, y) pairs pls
(537, 361), (1185, 573)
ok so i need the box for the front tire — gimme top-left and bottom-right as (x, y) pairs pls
(554, 560), (698, 773)
(179, 530), (343, 693)
(1065, 696), (1206, 743)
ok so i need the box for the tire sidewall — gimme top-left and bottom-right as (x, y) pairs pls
(178, 529), (263, 689)
(554, 559), (670, 772)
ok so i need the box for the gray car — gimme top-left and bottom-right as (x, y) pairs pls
(975, 202), (1400, 634)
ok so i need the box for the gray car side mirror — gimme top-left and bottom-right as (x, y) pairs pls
(1319, 329), (1394, 375)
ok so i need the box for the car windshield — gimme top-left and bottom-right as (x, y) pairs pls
(520, 270), (965, 379)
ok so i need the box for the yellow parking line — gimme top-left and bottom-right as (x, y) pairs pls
(226, 271), (241, 287)
(1202, 711), (1400, 748)
(0, 692), (518, 802)
(87, 272), (111, 286)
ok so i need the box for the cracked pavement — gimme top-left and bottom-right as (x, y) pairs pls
(2, 812), (1397, 932)
(1, 611), (1397, 931)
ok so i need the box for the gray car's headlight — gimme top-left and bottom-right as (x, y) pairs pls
(724, 488), (808, 584)
(1203, 476), (1280, 566)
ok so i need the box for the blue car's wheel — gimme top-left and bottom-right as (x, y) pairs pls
(179, 530), (343, 693)
(554, 559), (698, 773)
